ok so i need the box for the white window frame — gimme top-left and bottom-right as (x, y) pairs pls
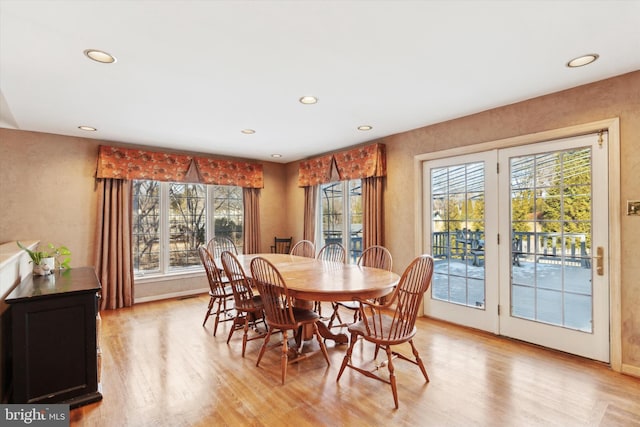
(133, 180), (243, 282)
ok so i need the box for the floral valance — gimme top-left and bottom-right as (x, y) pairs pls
(96, 145), (263, 188)
(297, 143), (386, 187)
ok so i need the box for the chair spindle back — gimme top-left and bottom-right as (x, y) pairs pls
(208, 236), (238, 259)
(198, 246), (227, 297)
(220, 251), (255, 306)
(271, 237), (293, 254)
(250, 257), (295, 328)
(357, 245), (393, 271)
(363, 254), (434, 341)
(290, 240), (315, 258)
(317, 242), (346, 263)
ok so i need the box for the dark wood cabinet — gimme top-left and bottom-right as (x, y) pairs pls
(6, 267), (102, 408)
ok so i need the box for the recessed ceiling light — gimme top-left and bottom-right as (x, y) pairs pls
(271, 154), (282, 158)
(78, 125), (97, 131)
(84, 49), (117, 64)
(299, 96), (318, 105)
(567, 54), (599, 68)
(357, 125), (373, 131)
(241, 129), (256, 134)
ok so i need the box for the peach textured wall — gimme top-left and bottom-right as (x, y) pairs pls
(259, 161), (291, 252)
(282, 71), (640, 372)
(0, 131), (100, 266)
(285, 161), (306, 244)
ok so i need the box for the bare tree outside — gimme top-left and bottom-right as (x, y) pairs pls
(212, 185), (243, 253)
(132, 181), (243, 276)
(169, 183), (206, 269)
(133, 180), (160, 274)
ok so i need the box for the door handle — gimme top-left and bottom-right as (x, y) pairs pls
(593, 246), (604, 276)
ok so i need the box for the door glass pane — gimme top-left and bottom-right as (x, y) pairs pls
(510, 147), (593, 332)
(321, 182), (343, 246)
(348, 180), (362, 263)
(431, 162), (486, 309)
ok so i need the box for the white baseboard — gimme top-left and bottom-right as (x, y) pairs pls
(134, 288), (208, 304)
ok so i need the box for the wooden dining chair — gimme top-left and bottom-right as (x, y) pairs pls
(220, 251), (267, 357)
(198, 246), (235, 336)
(317, 242), (346, 263)
(250, 256), (330, 385)
(290, 240), (315, 258)
(328, 245), (392, 329)
(270, 237), (293, 254)
(314, 242), (346, 315)
(208, 236), (238, 259)
(336, 254), (434, 409)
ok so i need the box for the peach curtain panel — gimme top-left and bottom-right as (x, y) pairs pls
(94, 178), (134, 310)
(303, 186), (318, 243)
(243, 188), (261, 254)
(297, 143), (386, 187)
(362, 176), (385, 248)
(96, 145), (264, 188)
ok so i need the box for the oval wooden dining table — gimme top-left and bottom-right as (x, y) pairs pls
(235, 253), (400, 344)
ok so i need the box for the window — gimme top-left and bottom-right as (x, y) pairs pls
(132, 180), (243, 277)
(317, 179), (362, 263)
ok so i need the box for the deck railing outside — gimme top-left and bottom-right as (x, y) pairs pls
(432, 230), (590, 268)
(323, 232), (363, 263)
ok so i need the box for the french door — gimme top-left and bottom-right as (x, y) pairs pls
(316, 180), (363, 263)
(423, 133), (610, 362)
(498, 134), (609, 362)
(423, 151), (499, 333)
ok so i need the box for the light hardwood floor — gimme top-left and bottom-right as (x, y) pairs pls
(70, 294), (640, 426)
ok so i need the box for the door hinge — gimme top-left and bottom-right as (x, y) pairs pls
(598, 130), (605, 147)
(497, 162), (500, 174)
(498, 305), (501, 315)
(497, 233), (500, 245)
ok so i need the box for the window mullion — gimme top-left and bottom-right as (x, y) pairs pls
(160, 182), (170, 274)
(206, 185), (213, 244)
(343, 181), (350, 250)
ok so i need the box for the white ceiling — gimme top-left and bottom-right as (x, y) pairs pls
(1, 1), (639, 163)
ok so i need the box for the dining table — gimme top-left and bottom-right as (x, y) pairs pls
(235, 253), (400, 344)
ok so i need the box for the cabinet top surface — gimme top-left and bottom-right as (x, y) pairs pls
(5, 267), (101, 303)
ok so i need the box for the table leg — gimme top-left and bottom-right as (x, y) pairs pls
(294, 299), (349, 344)
(316, 321), (348, 344)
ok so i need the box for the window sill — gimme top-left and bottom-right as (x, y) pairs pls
(134, 269), (205, 285)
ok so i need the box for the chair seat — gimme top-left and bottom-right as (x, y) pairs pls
(210, 284), (234, 298)
(235, 295), (263, 311)
(292, 306), (320, 323)
(348, 314), (417, 345)
(267, 307), (320, 329)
